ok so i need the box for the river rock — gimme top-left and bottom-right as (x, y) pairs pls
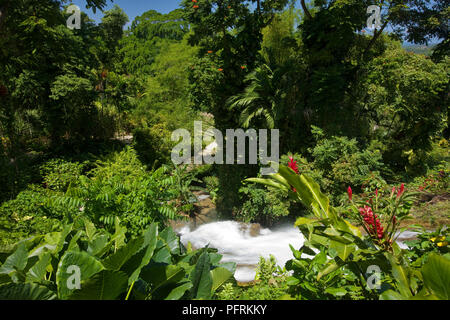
(238, 223), (261, 237)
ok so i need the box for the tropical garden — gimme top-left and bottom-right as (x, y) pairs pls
(0, 0), (448, 300)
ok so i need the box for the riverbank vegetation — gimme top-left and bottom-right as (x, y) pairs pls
(0, 0), (448, 300)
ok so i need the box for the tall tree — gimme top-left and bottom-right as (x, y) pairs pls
(182, 0), (289, 214)
(0, 0), (112, 198)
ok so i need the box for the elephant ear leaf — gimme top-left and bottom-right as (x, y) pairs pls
(211, 267), (233, 294)
(421, 253), (450, 300)
(159, 227), (181, 255)
(68, 270), (128, 300)
(0, 242), (28, 275)
(189, 251), (212, 300)
(120, 224), (158, 285)
(140, 264), (186, 299)
(165, 282), (193, 300)
(101, 236), (144, 271)
(26, 252), (51, 283)
(0, 283), (57, 300)
(56, 251), (104, 300)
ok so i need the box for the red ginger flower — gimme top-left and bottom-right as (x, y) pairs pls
(347, 186), (352, 202)
(288, 156), (299, 174)
(397, 183), (405, 198)
(359, 206), (384, 239)
(288, 156), (299, 192)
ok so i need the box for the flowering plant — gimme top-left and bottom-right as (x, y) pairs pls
(347, 184), (416, 250)
(246, 162), (449, 300)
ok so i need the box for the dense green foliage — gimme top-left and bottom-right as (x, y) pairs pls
(0, 218), (235, 300)
(246, 163), (450, 300)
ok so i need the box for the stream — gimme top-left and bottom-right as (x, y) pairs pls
(177, 221), (305, 282)
(172, 193), (418, 283)
(175, 220), (418, 283)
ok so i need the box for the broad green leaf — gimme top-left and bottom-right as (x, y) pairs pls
(325, 287), (347, 296)
(309, 233), (330, 247)
(84, 219), (97, 240)
(0, 243), (28, 276)
(165, 281), (193, 300)
(56, 251), (104, 300)
(55, 224), (73, 255)
(323, 229), (354, 244)
(102, 237), (144, 271)
(159, 227), (181, 255)
(0, 283), (57, 300)
(140, 264), (185, 296)
(317, 260), (341, 280)
(189, 252), (212, 300)
(211, 267), (233, 293)
(121, 224), (158, 285)
(152, 246), (172, 264)
(217, 262), (236, 274)
(26, 253), (51, 283)
(343, 221), (362, 237)
(67, 230), (83, 252)
(87, 235), (109, 257)
(208, 253), (223, 266)
(289, 244), (302, 260)
(380, 289), (407, 300)
(387, 255), (412, 298)
(300, 174), (337, 221)
(111, 217), (127, 251)
(313, 250), (327, 265)
(68, 270), (128, 300)
(245, 177), (289, 192)
(267, 173), (292, 190)
(421, 253), (450, 300)
(294, 217), (317, 227)
(329, 240), (356, 261)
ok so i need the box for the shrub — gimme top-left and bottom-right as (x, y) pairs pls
(0, 186), (63, 245)
(403, 227), (449, 268)
(132, 123), (174, 168)
(237, 256), (290, 300)
(40, 159), (85, 192)
(308, 126), (386, 203)
(203, 175), (219, 203)
(237, 184), (290, 226)
(49, 147), (180, 237)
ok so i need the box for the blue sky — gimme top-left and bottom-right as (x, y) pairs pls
(70, 0), (183, 27)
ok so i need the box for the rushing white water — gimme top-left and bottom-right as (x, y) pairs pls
(177, 221), (305, 282)
(176, 220), (420, 282)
